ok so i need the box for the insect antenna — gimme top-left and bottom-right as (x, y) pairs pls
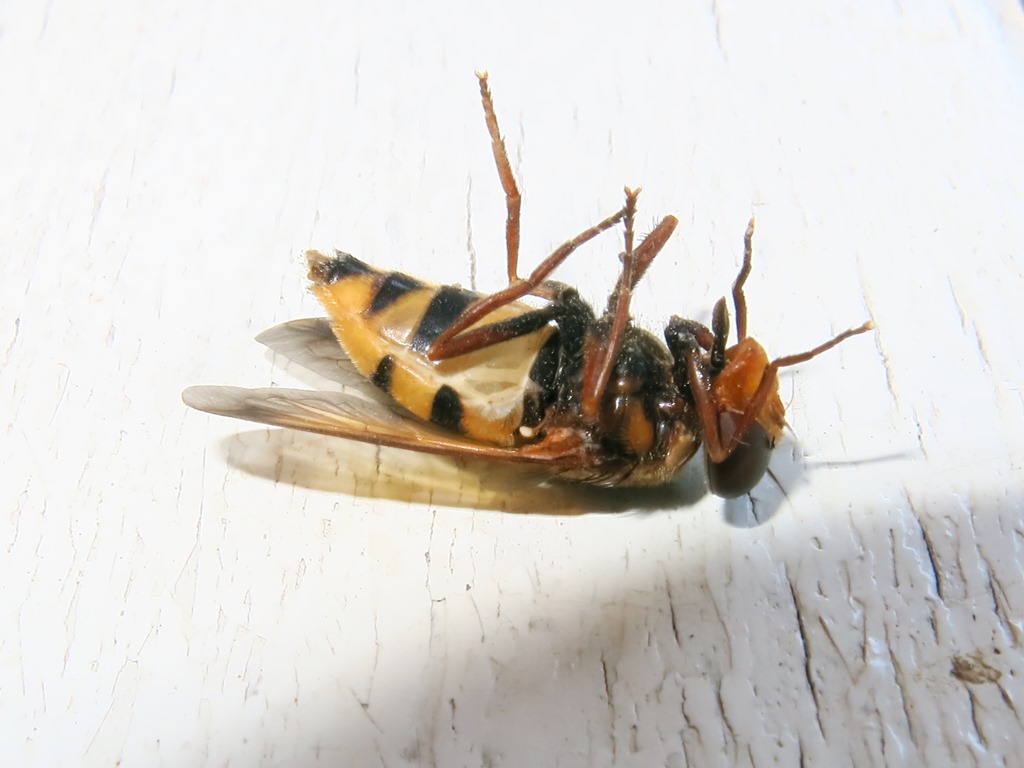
(694, 321), (874, 464)
(733, 217), (755, 341)
(696, 218), (873, 463)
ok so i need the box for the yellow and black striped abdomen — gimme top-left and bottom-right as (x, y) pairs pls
(307, 250), (557, 447)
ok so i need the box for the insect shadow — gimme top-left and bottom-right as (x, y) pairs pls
(218, 428), (710, 516)
(212, 323), (815, 520)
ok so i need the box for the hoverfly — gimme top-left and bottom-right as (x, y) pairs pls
(183, 73), (872, 497)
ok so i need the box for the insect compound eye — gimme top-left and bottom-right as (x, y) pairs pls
(706, 412), (774, 498)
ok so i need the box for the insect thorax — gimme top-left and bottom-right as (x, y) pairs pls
(543, 325), (701, 484)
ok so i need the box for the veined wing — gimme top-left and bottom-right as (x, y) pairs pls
(181, 385), (590, 467)
(255, 318), (396, 406)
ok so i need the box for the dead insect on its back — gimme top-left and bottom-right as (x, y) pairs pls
(183, 72), (872, 496)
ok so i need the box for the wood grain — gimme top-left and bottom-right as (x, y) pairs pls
(2, 1), (1022, 765)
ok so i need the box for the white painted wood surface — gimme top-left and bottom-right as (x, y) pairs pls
(3, 1), (1023, 766)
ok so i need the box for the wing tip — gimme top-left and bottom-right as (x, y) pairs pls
(182, 384), (232, 411)
(181, 385), (202, 407)
(255, 317), (334, 347)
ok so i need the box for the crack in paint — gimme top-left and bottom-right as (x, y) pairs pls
(884, 620), (920, 749)
(786, 572), (825, 738)
(913, 503), (944, 603)
(663, 570), (682, 647)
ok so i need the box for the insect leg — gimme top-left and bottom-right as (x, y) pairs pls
(621, 201), (680, 293)
(603, 187), (641, 316)
(581, 189), (679, 420)
(686, 348), (773, 464)
(770, 322), (874, 369)
(665, 217), (751, 366)
(689, 321), (874, 463)
(420, 304), (561, 360)
(427, 203), (629, 361)
(476, 71), (522, 285)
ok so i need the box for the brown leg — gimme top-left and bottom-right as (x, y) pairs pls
(580, 188), (639, 418)
(428, 203), (629, 360)
(476, 72), (522, 284)
(690, 351), (780, 464)
(769, 321), (873, 369)
(692, 321), (875, 463)
(422, 304), (560, 361)
(581, 190), (677, 419)
(602, 187), (640, 315)
(624, 203), (679, 292)
(623, 187), (638, 261)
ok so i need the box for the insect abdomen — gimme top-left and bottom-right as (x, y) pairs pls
(307, 250), (556, 447)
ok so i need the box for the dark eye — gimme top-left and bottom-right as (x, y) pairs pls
(706, 412), (774, 498)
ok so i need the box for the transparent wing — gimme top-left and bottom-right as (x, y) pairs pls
(255, 318), (396, 407)
(182, 385), (588, 467)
